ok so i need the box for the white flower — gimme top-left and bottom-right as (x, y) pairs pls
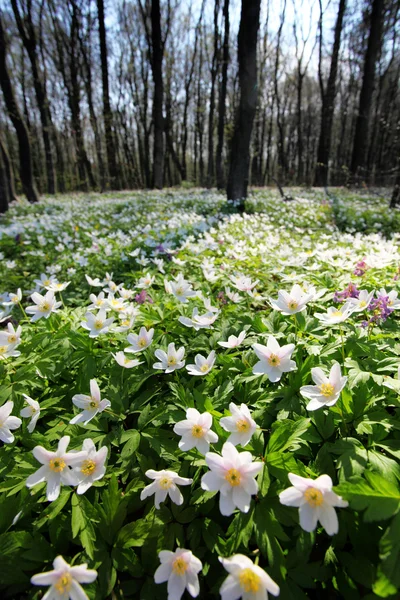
(34, 273), (57, 289)
(0, 341), (21, 359)
(0, 323), (22, 346)
(85, 274), (103, 287)
(218, 330), (246, 348)
(173, 408), (218, 454)
(201, 442), (262, 516)
(219, 554), (280, 600)
(106, 293), (127, 312)
(113, 315), (135, 333)
(186, 350), (216, 376)
(279, 473), (348, 535)
(270, 284), (313, 315)
(378, 288), (400, 309)
(300, 363), (347, 410)
(88, 291), (108, 311)
(203, 297), (219, 313)
(74, 439), (108, 495)
(140, 469), (192, 508)
(70, 379), (111, 425)
(179, 308), (219, 330)
(80, 309), (114, 337)
(315, 302), (354, 325)
(20, 394), (41, 432)
(154, 548), (202, 600)
(220, 403), (257, 447)
(137, 273), (155, 288)
(252, 336), (296, 382)
(0, 401), (22, 443)
(225, 287), (242, 303)
(153, 342), (186, 373)
(113, 351), (143, 368)
(31, 555), (97, 599)
(3, 288), (22, 306)
(26, 291), (62, 322)
(167, 274), (197, 303)
(47, 281), (70, 292)
(126, 326), (154, 353)
(348, 290), (374, 312)
(230, 275), (259, 292)
(26, 436), (87, 501)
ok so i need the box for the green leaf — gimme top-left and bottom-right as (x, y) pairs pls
(335, 472), (400, 522)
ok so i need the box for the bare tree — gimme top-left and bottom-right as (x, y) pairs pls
(226, 0), (261, 208)
(0, 12), (39, 203)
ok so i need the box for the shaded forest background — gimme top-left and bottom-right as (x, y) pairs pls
(0, 0), (399, 202)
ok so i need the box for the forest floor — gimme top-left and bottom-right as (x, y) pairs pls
(0, 187), (400, 599)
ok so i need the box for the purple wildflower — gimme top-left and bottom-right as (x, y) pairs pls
(334, 283), (360, 303)
(361, 293), (393, 327)
(134, 290), (153, 304)
(354, 259), (369, 277)
(216, 291), (227, 305)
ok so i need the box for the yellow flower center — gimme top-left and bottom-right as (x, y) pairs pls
(39, 302), (50, 312)
(172, 556), (188, 575)
(236, 419), (250, 432)
(138, 337), (147, 348)
(319, 383), (335, 397)
(44, 280), (51, 286)
(81, 459), (96, 476)
(49, 458), (66, 473)
(191, 425), (204, 438)
(168, 356), (177, 367)
(122, 320), (130, 327)
(304, 487), (324, 507)
(176, 287), (184, 296)
(0, 345), (7, 354)
(55, 572), (72, 594)
(239, 568), (261, 593)
(388, 300), (393, 306)
(288, 300), (298, 310)
(8, 335), (17, 343)
(268, 353), (281, 367)
(89, 399), (99, 409)
(359, 300), (367, 307)
(200, 364), (209, 372)
(225, 468), (241, 487)
(12, 296), (19, 303)
(94, 320), (103, 329)
(159, 476), (173, 489)
(332, 310), (342, 317)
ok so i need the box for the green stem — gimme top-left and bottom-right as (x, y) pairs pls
(339, 325), (345, 364)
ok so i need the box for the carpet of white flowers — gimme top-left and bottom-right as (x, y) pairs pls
(0, 189), (400, 600)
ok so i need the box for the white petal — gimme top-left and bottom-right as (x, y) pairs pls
(299, 503), (319, 532)
(318, 503), (339, 535)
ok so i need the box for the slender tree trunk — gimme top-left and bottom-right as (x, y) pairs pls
(97, 0), (119, 189)
(391, 155), (400, 208)
(11, 0), (56, 194)
(216, 0), (230, 189)
(0, 136), (17, 203)
(226, 0), (261, 209)
(150, 0), (165, 189)
(314, 0), (346, 186)
(207, 0), (220, 188)
(0, 147), (9, 213)
(350, 0), (385, 179)
(0, 16), (39, 203)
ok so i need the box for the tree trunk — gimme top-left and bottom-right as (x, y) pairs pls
(0, 136), (17, 203)
(226, 0), (261, 210)
(350, 0), (385, 179)
(207, 0), (220, 188)
(11, 0), (56, 195)
(97, 0), (119, 189)
(216, 0), (230, 190)
(314, 0), (346, 187)
(150, 0), (165, 189)
(390, 156), (400, 208)
(0, 15), (39, 203)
